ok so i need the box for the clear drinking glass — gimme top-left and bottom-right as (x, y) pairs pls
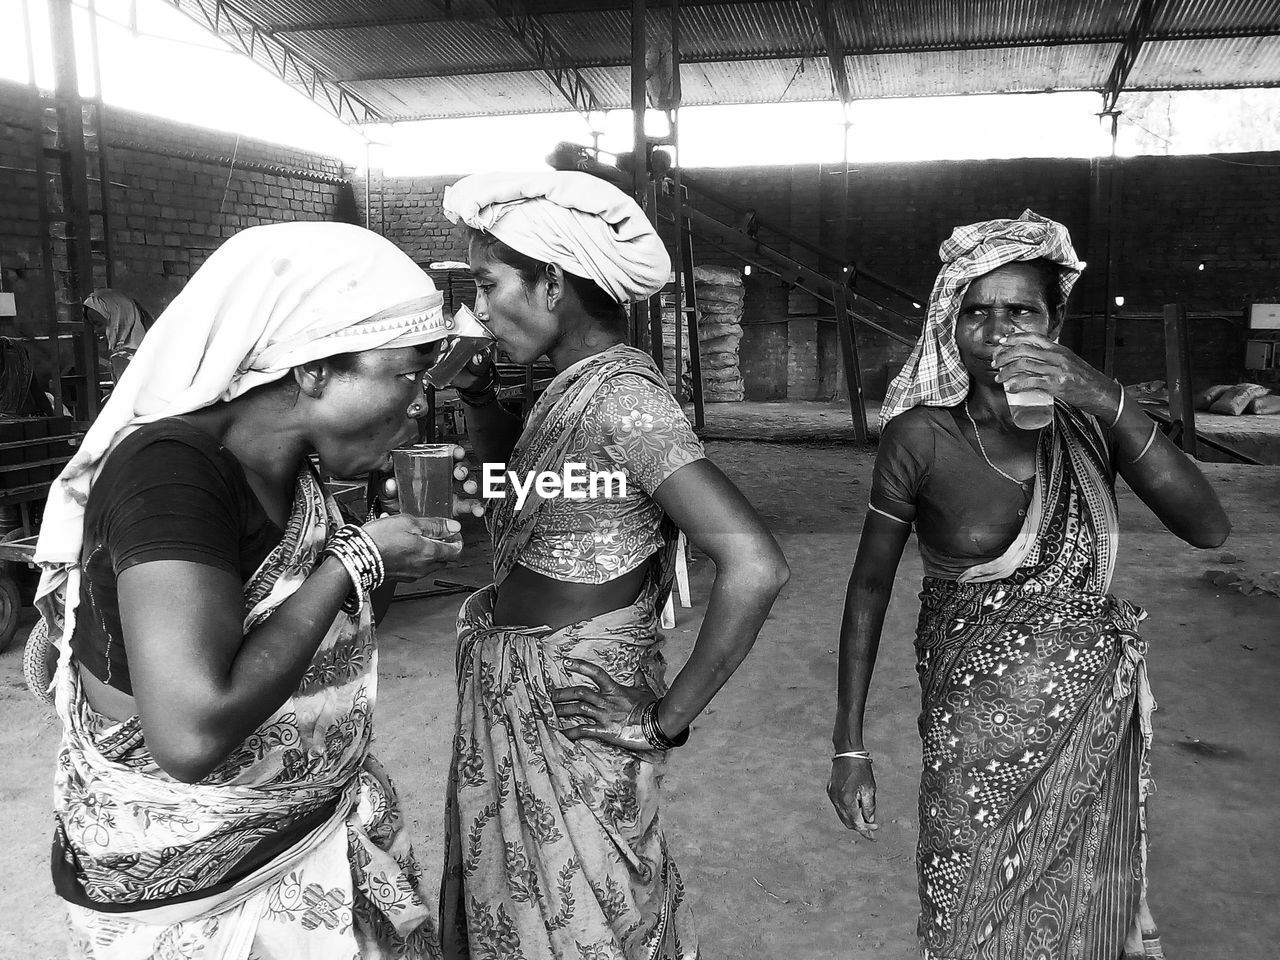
(391, 444), (457, 518)
(425, 304), (496, 390)
(1004, 385), (1055, 429)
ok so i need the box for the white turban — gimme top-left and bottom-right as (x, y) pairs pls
(37, 220), (449, 584)
(442, 171), (671, 304)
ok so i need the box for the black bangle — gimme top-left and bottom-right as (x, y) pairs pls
(641, 699), (689, 749)
(455, 366), (499, 406)
(456, 385), (500, 408)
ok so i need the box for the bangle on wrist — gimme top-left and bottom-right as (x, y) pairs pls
(1109, 382), (1126, 428)
(322, 524), (385, 615)
(833, 750), (873, 762)
(1127, 419), (1161, 466)
(455, 368), (499, 406)
(457, 386), (499, 408)
(641, 699), (689, 749)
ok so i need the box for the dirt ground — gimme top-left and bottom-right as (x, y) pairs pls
(1, 441), (1277, 959)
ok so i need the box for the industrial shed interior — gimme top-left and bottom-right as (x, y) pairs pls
(1, 0), (1278, 957)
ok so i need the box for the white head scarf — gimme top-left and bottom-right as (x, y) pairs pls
(881, 209), (1084, 425)
(36, 220), (449, 582)
(442, 171), (670, 304)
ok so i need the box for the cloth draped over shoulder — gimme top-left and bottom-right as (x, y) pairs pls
(35, 221), (452, 959)
(442, 171), (671, 304)
(913, 405), (1159, 960)
(881, 209), (1085, 426)
(441, 346), (698, 959)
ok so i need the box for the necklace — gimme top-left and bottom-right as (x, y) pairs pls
(963, 401), (1030, 486)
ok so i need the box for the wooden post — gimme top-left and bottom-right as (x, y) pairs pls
(1163, 302), (1197, 456)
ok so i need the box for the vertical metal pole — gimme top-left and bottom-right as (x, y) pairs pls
(834, 281), (867, 444)
(837, 105), (867, 440)
(681, 214), (704, 427)
(666, 0), (682, 395)
(647, 180), (664, 370)
(629, 0), (649, 349)
(1163, 303), (1197, 457)
(49, 0), (101, 419)
(22, 0), (63, 412)
(86, 0), (114, 286)
(363, 142), (372, 230)
(1102, 110), (1120, 378)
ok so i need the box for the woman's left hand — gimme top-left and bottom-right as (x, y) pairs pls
(992, 332), (1120, 420)
(550, 659), (657, 751)
(372, 444), (484, 519)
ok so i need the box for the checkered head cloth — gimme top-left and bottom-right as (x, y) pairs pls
(881, 209), (1084, 426)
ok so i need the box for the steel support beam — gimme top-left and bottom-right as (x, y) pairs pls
(1102, 0), (1167, 112)
(802, 0), (851, 104)
(628, 0), (649, 349)
(481, 0), (606, 118)
(164, 0), (379, 124)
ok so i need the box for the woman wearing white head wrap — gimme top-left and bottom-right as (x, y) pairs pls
(436, 172), (789, 959)
(36, 221), (472, 959)
(828, 213), (1228, 959)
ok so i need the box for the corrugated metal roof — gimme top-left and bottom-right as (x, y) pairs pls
(845, 43), (1120, 98)
(172, 0), (1280, 121)
(1130, 36), (1280, 88)
(835, 0), (1140, 50)
(1154, 0), (1280, 36)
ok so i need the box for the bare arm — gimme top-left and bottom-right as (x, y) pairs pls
(120, 514), (462, 783)
(996, 331), (1230, 548)
(826, 512), (910, 840)
(552, 459), (790, 744)
(461, 397), (522, 468)
(648, 460), (790, 735)
(1110, 401), (1230, 548)
(833, 512), (911, 754)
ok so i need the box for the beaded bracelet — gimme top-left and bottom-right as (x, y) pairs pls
(322, 524), (385, 615)
(641, 699), (689, 750)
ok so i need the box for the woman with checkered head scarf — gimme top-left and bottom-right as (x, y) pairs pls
(828, 211), (1228, 959)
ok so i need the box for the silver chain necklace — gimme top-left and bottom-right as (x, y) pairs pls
(963, 401), (1028, 486)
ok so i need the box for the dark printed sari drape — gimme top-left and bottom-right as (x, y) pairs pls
(52, 469), (440, 959)
(914, 405), (1156, 960)
(440, 349), (698, 960)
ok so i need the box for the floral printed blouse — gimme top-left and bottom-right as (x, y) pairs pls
(518, 372), (705, 584)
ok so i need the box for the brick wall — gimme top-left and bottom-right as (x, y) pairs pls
(0, 78), (357, 355)
(361, 153), (1280, 399)
(350, 174), (461, 265)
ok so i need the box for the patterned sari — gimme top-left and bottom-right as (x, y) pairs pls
(914, 404), (1157, 960)
(440, 350), (698, 960)
(51, 468), (440, 959)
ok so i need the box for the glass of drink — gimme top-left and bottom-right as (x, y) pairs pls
(1004, 384), (1055, 429)
(391, 444), (457, 518)
(425, 304), (496, 390)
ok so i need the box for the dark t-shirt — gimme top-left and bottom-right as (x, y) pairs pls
(870, 405), (1038, 580)
(70, 418), (284, 694)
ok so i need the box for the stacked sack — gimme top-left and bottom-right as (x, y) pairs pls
(693, 265), (745, 402)
(660, 294), (690, 397)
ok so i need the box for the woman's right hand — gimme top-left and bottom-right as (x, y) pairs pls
(449, 347), (496, 395)
(828, 757), (879, 840)
(361, 514), (463, 582)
